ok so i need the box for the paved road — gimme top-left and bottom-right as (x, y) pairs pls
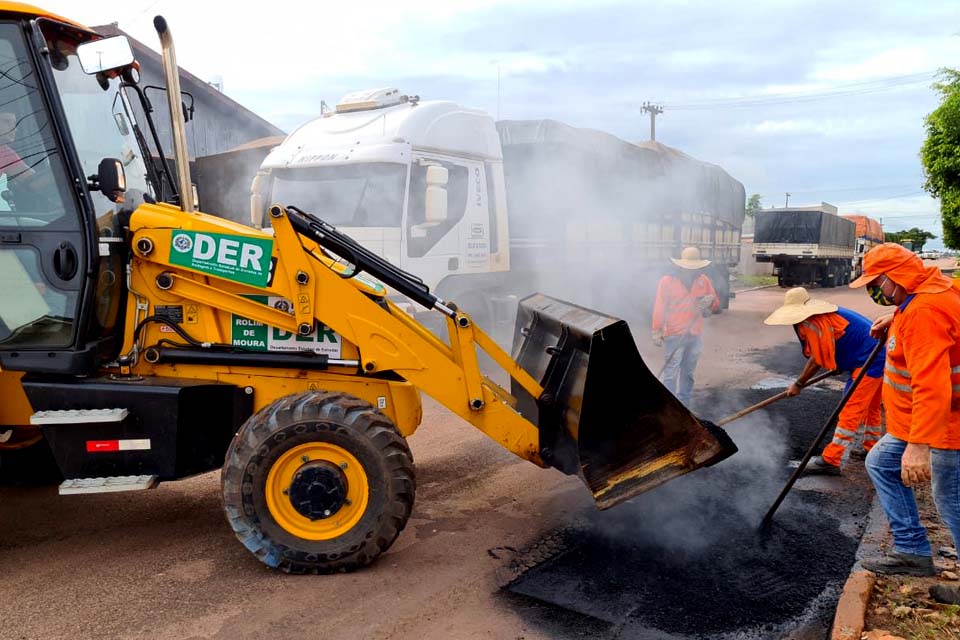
(0, 285), (885, 640)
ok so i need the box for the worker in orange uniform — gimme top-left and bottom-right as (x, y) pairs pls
(848, 244), (960, 597)
(652, 247), (719, 407)
(764, 287), (885, 475)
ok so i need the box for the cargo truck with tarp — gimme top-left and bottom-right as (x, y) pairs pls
(840, 214), (884, 278)
(752, 203), (856, 288)
(236, 89), (745, 329)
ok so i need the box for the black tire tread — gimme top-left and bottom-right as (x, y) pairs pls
(221, 390), (415, 574)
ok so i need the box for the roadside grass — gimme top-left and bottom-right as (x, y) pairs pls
(733, 274), (777, 289)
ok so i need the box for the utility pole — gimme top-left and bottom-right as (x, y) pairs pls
(641, 102), (663, 141)
(784, 192), (791, 207)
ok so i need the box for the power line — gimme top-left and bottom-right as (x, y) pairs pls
(664, 71), (936, 110)
(835, 190), (927, 205)
(781, 182), (921, 195)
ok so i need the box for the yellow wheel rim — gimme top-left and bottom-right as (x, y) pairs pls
(265, 442), (369, 541)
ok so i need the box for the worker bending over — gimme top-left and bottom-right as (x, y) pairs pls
(764, 287), (885, 475)
(652, 246), (719, 407)
(849, 244), (959, 604)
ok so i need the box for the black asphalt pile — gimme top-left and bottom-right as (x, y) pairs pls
(503, 372), (874, 639)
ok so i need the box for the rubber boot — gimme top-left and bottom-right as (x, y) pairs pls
(799, 456), (841, 477)
(861, 551), (936, 577)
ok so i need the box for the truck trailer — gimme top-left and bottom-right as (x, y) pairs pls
(752, 203), (856, 288)
(234, 89), (745, 327)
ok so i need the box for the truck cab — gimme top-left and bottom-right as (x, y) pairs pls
(255, 89), (510, 317)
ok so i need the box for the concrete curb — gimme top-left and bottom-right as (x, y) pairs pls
(830, 495), (890, 640)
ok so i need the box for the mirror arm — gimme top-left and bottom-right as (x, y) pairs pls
(122, 82), (178, 202)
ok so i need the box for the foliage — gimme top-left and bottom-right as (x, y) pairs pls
(745, 193), (762, 217)
(884, 227), (937, 251)
(921, 68), (960, 249)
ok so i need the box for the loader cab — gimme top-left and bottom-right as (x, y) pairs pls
(0, 14), (153, 375)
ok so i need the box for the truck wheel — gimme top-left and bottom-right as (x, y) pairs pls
(222, 391), (415, 574)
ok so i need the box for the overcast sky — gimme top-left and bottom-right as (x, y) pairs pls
(46, 0), (960, 248)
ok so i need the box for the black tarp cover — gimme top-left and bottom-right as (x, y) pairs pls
(754, 210), (855, 247)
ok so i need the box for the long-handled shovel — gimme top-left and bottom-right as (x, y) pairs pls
(716, 369), (839, 427)
(759, 336), (886, 529)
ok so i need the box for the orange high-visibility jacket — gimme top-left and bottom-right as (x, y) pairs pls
(882, 265), (960, 449)
(652, 273), (719, 337)
(795, 312), (849, 371)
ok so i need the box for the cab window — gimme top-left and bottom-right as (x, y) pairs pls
(407, 158), (468, 257)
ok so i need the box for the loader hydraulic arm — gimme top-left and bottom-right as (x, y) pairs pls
(128, 201), (735, 510)
(128, 203), (546, 464)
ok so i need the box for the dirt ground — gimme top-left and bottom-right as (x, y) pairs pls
(0, 285), (888, 640)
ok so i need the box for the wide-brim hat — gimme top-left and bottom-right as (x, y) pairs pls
(671, 246), (711, 270)
(764, 287), (838, 325)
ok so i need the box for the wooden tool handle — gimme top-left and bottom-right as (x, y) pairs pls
(716, 369), (838, 427)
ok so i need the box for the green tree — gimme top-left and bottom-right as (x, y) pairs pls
(921, 68), (960, 249)
(745, 193), (762, 217)
(884, 227), (937, 251)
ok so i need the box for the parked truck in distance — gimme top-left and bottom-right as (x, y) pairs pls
(752, 203), (855, 288)
(840, 214), (883, 278)
(236, 89), (745, 328)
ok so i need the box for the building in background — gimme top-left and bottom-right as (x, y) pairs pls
(92, 24), (284, 159)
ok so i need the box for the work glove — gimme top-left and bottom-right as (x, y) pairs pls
(697, 295), (715, 313)
(652, 329), (664, 347)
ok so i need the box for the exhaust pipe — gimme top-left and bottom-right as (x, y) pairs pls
(153, 16), (194, 213)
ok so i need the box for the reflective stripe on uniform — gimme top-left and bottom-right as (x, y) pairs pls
(801, 320), (821, 337)
(884, 375), (913, 394)
(952, 365), (960, 374)
(886, 363), (911, 378)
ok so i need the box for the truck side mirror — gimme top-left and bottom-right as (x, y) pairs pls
(77, 36), (135, 75)
(89, 158), (127, 203)
(424, 165), (448, 223)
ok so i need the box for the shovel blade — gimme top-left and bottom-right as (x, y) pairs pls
(511, 293), (737, 509)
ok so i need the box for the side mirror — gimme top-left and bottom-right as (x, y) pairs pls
(77, 36), (135, 75)
(89, 158), (127, 203)
(424, 165), (448, 223)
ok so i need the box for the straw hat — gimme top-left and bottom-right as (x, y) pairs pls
(763, 287), (838, 326)
(671, 246), (711, 270)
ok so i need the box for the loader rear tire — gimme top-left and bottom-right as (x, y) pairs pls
(221, 391), (415, 574)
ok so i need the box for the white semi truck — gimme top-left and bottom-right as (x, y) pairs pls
(244, 89), (746, 328)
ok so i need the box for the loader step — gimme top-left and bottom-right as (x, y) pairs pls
(58, 474), (158, 495)
(30, 408), (129, 425)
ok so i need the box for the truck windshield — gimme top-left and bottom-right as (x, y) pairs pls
(271, 163), (406, 227)
(41, 26), (154, 223)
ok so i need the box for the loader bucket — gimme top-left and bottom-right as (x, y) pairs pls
(511, 293), (737, 510)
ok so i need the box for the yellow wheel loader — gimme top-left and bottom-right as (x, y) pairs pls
(0, 4), (736, 573)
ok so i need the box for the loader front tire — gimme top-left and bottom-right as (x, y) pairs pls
(221, 391), (415, 573)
